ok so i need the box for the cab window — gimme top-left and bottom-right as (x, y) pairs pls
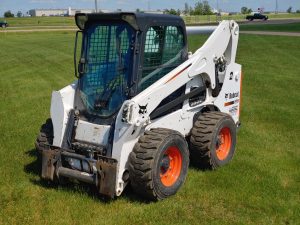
(138, 26), (185, 91)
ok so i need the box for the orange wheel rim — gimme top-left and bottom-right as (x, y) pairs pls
(216, 127), (231, 160)
(160, 146), (182, 187)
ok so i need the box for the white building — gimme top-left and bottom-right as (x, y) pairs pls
(28, 8), (109, 17)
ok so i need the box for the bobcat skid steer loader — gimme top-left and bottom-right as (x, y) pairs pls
(36, 12), (242, 200)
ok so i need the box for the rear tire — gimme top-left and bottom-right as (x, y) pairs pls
(129, 128), (189, 201)
(190, 112), (236, 169)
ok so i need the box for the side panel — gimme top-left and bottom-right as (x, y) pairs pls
(51, 82), (77, 147)
(214, 63), (242, 123)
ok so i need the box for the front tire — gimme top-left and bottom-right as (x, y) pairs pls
(190, 112), (236, 169)
(129, 128), (189, 201)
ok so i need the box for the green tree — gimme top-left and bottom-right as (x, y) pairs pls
(17, 11), (22, 18)
(184, 2), (190, 15)
(287, 6), (292, 13)
(203, 0), (213, 15)
(194, 2), (204, 15)
(241, 6), (248, 14)
(189, 6), (194, 15)
(164, 8), (179, 15)
(4, 10), (14, 18)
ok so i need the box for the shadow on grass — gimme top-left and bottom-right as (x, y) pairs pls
(24, 148), (151, 204)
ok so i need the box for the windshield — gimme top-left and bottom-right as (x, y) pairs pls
(79, 22), (135, 117)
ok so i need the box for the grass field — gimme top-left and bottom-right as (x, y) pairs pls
(0, 16), (74, 27)
(0, 30), (299, 225)
(240, 22), (300, 32)
(1, 13), (300, 26)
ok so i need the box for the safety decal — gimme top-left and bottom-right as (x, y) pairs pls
(229, 105), (238, 116)
(138, 104), (148, 114)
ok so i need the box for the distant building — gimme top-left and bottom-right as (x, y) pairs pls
(29, 9), (67, 17)
(28, 8), (110, 17)
(143, 10), (164, 14)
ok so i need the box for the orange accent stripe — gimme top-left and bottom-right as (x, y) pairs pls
(224, 101), (235, 107)
(238, 71), (243, 117)
(164, 63), (192, 84)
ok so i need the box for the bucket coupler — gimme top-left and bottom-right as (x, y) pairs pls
(40, 148), (118, 198)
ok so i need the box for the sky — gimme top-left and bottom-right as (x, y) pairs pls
(0, 0), (300, 16)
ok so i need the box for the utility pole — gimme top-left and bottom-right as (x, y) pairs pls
(95, 0), (98, 13)
(275, 0), (278, 14)
(216, 0), (219, 13)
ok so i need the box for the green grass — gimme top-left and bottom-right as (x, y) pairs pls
(240, 22), (300, 32)
(0, 31), (300, 225)
(0, 16), (75, 27)
(1, 13), (300, 27)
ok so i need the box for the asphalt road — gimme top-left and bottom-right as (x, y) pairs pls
(240, 31), (300, 37)
(239, 18), (300, 25)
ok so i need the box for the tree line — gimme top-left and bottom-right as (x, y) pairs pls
(164, 1), (214, 16)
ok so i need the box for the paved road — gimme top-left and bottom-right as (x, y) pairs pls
(240, 31), (300, 37)
(240, 18), (300, 25)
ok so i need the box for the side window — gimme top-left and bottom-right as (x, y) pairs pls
(139, 26), (185, 91)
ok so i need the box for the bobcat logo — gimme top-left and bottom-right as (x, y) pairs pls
(138, 104), (148, 115)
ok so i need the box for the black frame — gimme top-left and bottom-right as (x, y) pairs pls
(74, 12), (188, 99)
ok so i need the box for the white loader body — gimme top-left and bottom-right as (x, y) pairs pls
(49, 20), (242, 196)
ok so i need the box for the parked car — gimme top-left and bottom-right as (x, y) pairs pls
(0, 21), (8, 28)
(246, 13), (268, 21)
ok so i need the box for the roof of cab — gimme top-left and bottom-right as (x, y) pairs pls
(75, 12), (186, 32)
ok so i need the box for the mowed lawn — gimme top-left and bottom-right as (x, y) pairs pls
(0, 31), (299, 225)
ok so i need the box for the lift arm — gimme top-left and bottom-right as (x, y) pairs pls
(122, 20), (240, 126)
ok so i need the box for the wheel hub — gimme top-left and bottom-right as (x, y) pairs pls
(159, 146), (182, 187)
(215, 127), (231, 160)
(160, 155), (171, 174)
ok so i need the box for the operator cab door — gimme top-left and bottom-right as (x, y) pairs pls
(137, 25), (188, 92)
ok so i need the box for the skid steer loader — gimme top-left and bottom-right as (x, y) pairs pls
(36, 12), (242, 200)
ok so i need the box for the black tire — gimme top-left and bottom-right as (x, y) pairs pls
(1, 24), (5, 28)
(190, 112), (236, 169)
(129, 128), (189, 201)
(35, 118), (53, 152)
